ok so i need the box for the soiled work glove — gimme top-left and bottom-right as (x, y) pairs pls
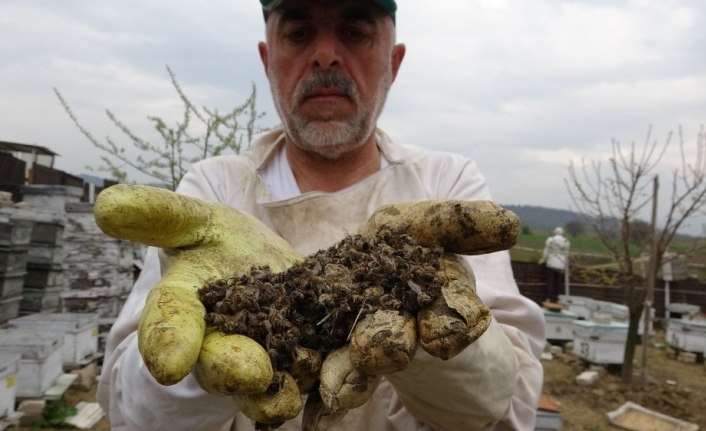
(304, 200), (521, 430)
(94, 185), (302, 394)
(96, 186), (521, 430)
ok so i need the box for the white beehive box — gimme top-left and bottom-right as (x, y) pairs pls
(543, 309), (578, 341)
(558, 295), (594, 319)
(666, 318), (706, 354)
(0, 329), (64, 398)
(666, 303), (701, 319)
(572, 320), (628, 364)
(591, 301), (655, 335)
(0, 353), (21, 419)
(592, 300), (628, 320)
(535, 410), (563, 431)
(8, 313), (100, 366)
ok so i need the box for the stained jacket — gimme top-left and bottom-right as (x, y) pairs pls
(97, 128), (545, 431)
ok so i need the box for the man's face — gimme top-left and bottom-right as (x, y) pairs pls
(259, 0), (405, 159)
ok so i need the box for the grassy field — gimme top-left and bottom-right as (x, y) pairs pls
(511, 230), (706, 280)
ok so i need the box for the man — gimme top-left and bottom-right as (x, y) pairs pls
(539, 227), (570, 302)
(97, 1), (545, 430)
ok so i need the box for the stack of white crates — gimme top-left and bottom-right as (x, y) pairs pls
(0, 329), (63, 398)
(8, 313), (100, 368)
(572, 319), (628, 365)
(0, 354), (20, 419)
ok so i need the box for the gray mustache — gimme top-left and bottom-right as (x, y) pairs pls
(297, 71), (355, 100)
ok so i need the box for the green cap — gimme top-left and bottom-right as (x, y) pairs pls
(260, 0), (397, 22)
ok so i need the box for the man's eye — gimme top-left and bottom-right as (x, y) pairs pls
(288, 29), (311, 42)
(344, 28), (368, 42)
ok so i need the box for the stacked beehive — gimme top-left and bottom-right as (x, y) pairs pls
(16, 186), (82, 314)
(8, 185), (141, 352)
(60, 202), (141, 351)
(20, 213), (67, 315)
(0, 192), (32, 325)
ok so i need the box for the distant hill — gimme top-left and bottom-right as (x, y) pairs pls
(501, 204), (590, 233)
(77, 173), (109, 186)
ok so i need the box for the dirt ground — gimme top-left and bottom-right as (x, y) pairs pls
(17, 330), (706, 431)
(542, 331), (706, 431)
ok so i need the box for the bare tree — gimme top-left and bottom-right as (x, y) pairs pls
(563, 220), (586, 237)
(55, 66), (268, 190)
(565, 124), (706, 384)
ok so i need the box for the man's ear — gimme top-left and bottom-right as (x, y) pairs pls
(390, 43), (406, 82)
(258, 42), (269, 73)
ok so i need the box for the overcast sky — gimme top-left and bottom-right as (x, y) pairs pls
(2, 0), (705, 233)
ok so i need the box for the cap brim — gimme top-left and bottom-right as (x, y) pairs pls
(262, 0), (395, 16)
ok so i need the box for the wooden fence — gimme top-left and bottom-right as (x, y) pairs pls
(31, 164), (85, 188)
(512, 261), (706, 319)
(0, 153), (116, 202)
(0, 152), (26, 184)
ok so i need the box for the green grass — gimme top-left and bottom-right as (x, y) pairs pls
(511, 231), (706, 281)
(514, 232), (616, 256)
(509, 247), (542, 262)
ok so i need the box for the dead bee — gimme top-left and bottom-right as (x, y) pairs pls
(299, 327), (320, 350)
(312, 260), (323, 276)
(283, 331), (299, 352)
(317, 293), (335, 309)
(204, 313), (226, 326)
(333, 287), (352, 302)
(216, 298), (233, 314)
(399, 233), (415, 245)
(290, 289), (305, 302)
(340, 255), (353, 268)
(221, 318), (239, 334)
(379, 294), (402, 310)
(420, 272), (436, 283)
(429, 245), (444, 255)
(353, 269), (367, 282)
(269, 310), (291, 333)
(416, 292), (433, 308)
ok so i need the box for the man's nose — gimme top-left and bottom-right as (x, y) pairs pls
(310, 30), (341, 70)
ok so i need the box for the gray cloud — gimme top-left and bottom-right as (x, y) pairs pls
(1, 0), (705, 233)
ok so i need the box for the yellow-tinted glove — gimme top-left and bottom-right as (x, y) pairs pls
(355, 199), (518, 360)
(303, 200), (520, 429)
(94, 185), (304, 422)
(96, 188), (520, 430)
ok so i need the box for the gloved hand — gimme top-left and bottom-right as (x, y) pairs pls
(303, 200), (520, 430)
(355, 199), (518, 360)
(96, 187), (521, 431)
(94, 184), (306, 424)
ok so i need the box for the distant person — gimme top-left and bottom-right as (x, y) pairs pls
(539, 227), (570, 302)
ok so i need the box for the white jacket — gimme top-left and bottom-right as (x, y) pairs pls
(97, 129), (545, 431)
(542, 234), (570, 271)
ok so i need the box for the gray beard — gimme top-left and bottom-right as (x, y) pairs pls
(269, 69), (392, 159)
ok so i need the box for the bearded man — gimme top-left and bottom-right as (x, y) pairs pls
(97, 1), (545, 430)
